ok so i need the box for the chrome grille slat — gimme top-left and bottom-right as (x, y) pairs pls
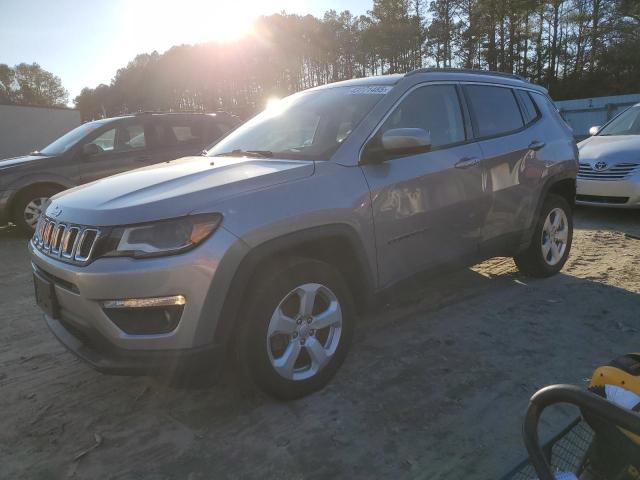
(61, 227), (80, 259)
(31, 216), (100, 265)
(74, 229), (99, 262)
(578, 162), (639, 181)
(42, 221), (54, 250)
(50, 224), (66, 254)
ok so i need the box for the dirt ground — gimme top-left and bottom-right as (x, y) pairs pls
(0, 207), (638, 480)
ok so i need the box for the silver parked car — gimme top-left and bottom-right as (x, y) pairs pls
(29, 69), (578, 399)
(576, 103), (640, 208)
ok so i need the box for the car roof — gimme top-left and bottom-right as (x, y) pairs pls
(91, 111), (236, 125)
(311, 68), (547, 94)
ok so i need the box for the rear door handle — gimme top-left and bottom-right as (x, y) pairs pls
(528, 140), (546, 151)
(135, 155), (151, 162)
(455, 156), (481, 169)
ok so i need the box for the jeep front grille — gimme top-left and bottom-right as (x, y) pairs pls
(33, 217), (100, 265)
(578, 162), (639, 181)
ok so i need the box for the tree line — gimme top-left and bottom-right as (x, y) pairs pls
(6, 0), (640, 120)
(0, 63), (68, 107)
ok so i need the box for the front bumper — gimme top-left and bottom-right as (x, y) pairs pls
(576, 176), (640, 208)
(29, 226), (248, 374)
(44, 312), (224, 375)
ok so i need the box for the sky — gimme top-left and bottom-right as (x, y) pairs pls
(0, 0), (371, 105)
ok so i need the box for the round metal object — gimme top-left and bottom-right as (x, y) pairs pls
(541, 207), (568, 266)
(266, 283), (343, 381)
(23, 197), (48, 228)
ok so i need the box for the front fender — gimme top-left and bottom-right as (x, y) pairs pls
(200, 223), (375, 349)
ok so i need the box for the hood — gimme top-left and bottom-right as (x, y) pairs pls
(0, 154), (52, 170)
(48, 156), (314, 226)
(578, 135), (640, 163)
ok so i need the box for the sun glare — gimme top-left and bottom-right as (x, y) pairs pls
(126, 0), (262, 47)
(265, 97), (282, 110)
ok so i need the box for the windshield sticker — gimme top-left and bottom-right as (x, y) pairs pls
(349, 86), (393, 95)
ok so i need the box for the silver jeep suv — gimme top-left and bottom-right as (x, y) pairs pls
(30, 69), (578, 399)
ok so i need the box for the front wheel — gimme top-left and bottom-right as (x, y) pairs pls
(514, 194), (573, 277)
(237, 257), (355, 400)
(12, 186), (61, 235)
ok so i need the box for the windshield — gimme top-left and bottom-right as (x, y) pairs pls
(207, 85), (392, 160)
(598, 105), (640, 136)
(39, 121), (107, 155)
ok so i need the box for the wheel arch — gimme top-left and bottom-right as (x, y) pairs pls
(212, 224), (376, 349)
(534, 174), (576, 222)
(517, 173), (576, 253)
(8, 180), (71, 222)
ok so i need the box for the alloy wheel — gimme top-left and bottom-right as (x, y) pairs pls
(541, 207), (568, 266)
(23, 197), (49, 228)
(266, 283), (343, 381)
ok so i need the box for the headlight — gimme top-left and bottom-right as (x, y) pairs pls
(97, 213), (222, 259)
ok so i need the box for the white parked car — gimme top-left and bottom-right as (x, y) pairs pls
(576, 103), (640, 208)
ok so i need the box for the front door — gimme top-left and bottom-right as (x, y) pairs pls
(360, 83), (489, 288)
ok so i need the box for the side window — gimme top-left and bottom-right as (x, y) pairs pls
(465, 85), (524, 138)
(89, 128), (116, 152)
(118, 123), (146, 151)
(379, 84), (465, 148)
(157, 119), (204, 147)
(515, 90), (539, 125)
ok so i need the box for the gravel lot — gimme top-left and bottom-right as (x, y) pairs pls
(1, 207), (638, 480)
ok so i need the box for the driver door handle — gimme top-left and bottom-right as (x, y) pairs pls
(135, 155), (152, 162)
(455, 156), (481, 169)
(528, 140), (546, 151)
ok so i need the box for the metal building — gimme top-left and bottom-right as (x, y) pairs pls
(555, 93), (640, 141)
(0, 104), (81, 159)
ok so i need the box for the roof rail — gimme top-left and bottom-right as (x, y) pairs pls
(406, 68), (526, 82)
(112, 110), (234, 117)
(131, 110), (209, 115)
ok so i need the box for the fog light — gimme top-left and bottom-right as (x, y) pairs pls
(102, 295), (186, 335)
(102, 295), (186, 309)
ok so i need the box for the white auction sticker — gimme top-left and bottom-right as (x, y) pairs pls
(349, 86), (393, 95)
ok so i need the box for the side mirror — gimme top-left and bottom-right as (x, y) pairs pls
(589, 126), (601, 136)
(82, 143), (101, 157)
(362, 128), (432, 164)
(381, 128), (431, 155)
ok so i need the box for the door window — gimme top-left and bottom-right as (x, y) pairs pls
(86, 124), (146, 153)
(121, 124), (146, 150)
(515, 90), (539, 125)
(464, 85), (524, 138)
(379, 84), (466, 149)
(90, 128), (116, 152)
(154, 119), (203, 147)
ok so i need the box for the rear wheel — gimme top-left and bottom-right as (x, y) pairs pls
(514, 194), (573, 277)
(12, 186), (62, 235)
(236, 257), (355, 400)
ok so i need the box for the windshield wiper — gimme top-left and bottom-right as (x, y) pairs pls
(214, 149), (274, 158)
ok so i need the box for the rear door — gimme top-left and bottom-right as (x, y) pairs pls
(79, 119), (152, 183)
(361, 83), (488, 287)
(463, 84), (544, 250)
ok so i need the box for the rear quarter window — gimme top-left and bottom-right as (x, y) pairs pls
(464, 85), (524, 138)
(515, 90), (540, 125)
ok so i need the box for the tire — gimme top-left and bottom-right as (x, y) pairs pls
(12, 186), (61, 235)
(236, 257), (355, 400)
(514, 194), (573, 277)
